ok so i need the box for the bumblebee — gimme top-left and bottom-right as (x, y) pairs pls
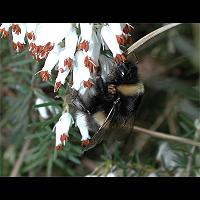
(71, 60), (144, 151)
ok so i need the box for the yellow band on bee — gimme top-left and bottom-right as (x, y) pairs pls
(117, 83), (144, 96)
(93, 111), (107, 126)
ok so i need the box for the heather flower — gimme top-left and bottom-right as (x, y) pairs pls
(53, 112), (74, 149)
(0, 23), (132, 149)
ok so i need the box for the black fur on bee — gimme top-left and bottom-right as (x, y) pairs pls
(71, 61), (144, 151)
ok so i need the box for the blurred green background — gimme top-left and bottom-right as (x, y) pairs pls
(0, 23), (199, 176)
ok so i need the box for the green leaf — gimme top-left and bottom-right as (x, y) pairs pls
(34, 101), (62, 108)
(22, 157), (47, 173)
(68, 155), (81, 165)
(24, 131), (49, 140)
(47, 154), (54, 177)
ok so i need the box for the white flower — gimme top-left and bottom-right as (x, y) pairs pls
(76, 112), (91, 144)
(48, 105), (59, 115)
(0, 23), (12, 38)
(26, 23), (38, 42)
(12, 23), (27, 52)
(147, 172), (158, 177)
(84, 30), (101, 70)
(72, 51), (91, 91)
(38, 44), (62, 81)
(54, 69), (70, 92)
(108, 23), (124, 36)
(34, 23), (72, 46)
(58, 27), (78, 72)
(101, 25), (122, 57)
(106, 172), (116, 177)
(79, 23), (93, 52)
(29, 23), (72, 61)
(108, 23), (127, 46)
(35, 98), (49, 119)
(80, 23), (93, 42)
(53, 112), (74, 149)
(35, 98), (59, 118)
(156, 142), (179, 171)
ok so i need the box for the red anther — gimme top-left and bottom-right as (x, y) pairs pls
(64, 57), (73, 69)
(54, 81), (61, 92)
(116, 35), (127, 45)
(81, 139), (90, 147)
(123, 24), (133, 34)
(126, 36), (133, 44)
(39, 71), (50, 81)
(0, 28), (10, 38)
(13, 42), (17, 49)
(27, 32), (36, 40)
(77, 40), (89, 52)
(115, 54), (127, 63)
(27, 32), (33, 40)
(83, 79), (94, 88)
(84, 56), (96, 73)
(58, 68), (64, 73)
(12, 24), (21, 35)
(60, 133), (69, 142)
(55, 144), (64, 150)
(17, 42), (25, 51)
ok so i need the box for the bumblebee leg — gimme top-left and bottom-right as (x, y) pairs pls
(95, 76), (117, 102)
(70, 89), (91, 114)
(108, 84), (117, 94)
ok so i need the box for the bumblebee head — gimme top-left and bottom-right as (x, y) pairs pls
(106, 61), (139, 85)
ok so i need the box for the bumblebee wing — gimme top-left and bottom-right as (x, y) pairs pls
(84, 98), (121, 151)
(83, 128), (106, 151)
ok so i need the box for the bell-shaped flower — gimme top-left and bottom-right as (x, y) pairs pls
(12, 23), (27, 52)
(76, 112), (91, 146)
(35, 98), (49, 119)
(72, 51), (91, 91)
(31, 23), (72, 60)
(84, 30), (101, 73)
(108, 23), (127, 46)
(0, 23), (12, 38)
(34, 23), (72, 46)
(101, 25), (126, 63)
(156, 142), (179, 171)
(38, 44), (62, 81)
(26, 23), (38, 42)
(58, 27), (78, 72)
(78, 23), (93, 52)
(54, 69), (70, 92)
(35, 97), (59, 118)
(53, 112), (74, 149)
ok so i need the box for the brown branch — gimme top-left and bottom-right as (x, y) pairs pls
(133, 126), (200, 147)
(125, 23), (181, 55)
(10, 140), (31, 177)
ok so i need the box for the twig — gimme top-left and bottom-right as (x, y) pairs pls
(185, 145), (196, 176)
(133, 126), (200, 147)
(185, 119), (200, 176)
(10, 140), (31, 177)
(125, 23), (181, 55)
